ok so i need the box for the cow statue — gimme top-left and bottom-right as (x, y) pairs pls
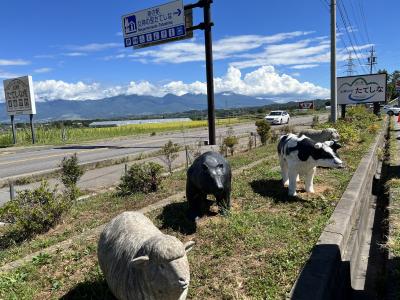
(277, 134), (343, 196)
(186, 151), (232, 220)
(98, 211), (195, 300)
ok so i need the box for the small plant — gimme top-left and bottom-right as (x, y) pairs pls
(223, 127), (239, 156)
(150, 132), (156, 136)
(161, 140), (181, 173)
(255, 120), (271, 145)
(117, 162), (163, 195)
(270, 130), (280, 143)
(223, 135), (239, 156)
(311, 115), (319, 128)
(0, 181), (66, 245)
(280, 124), (294, 134)
(60, 153), (84, 202)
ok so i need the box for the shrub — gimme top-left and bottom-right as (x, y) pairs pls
(223, 135), (239, 156)
(117, 162), (164, 196)
(161, 140), (181, 173)
(255, 120), (271, 145)
(0, 181), (66, 245)
(270, 130), (280, 143)
(60, 154), (84, 201)
(311, 115), (319, 128)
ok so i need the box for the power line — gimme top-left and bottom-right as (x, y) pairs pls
(347, 0), (368, 46)
(336, 0), (368, 73)
(357, 0), (371, 44)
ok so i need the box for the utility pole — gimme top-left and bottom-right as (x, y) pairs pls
(367, 46), (380, 114)
(367, 46), (377, 75)
(330, 0), (337, 123)
(345, 51), (355, 76)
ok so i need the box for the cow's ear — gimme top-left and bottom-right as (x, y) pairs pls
(131, 255), (149, 266)
(314, 142), (323, 149)
(202, 163), (208, 171)
(325, 141), (334, 147)
(184, 241), (195, 253)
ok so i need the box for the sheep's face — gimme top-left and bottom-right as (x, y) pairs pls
(132, 238), (195, 299)
(324, 128), (340, 141)
(148, 255), (190, 299)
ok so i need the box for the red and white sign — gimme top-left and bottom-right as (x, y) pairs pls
(299, 101), (314, 109)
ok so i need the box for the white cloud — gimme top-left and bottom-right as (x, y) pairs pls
(66, 43), (120, 52)
(291, 64), (319, 69)
(0, 59), (30, 66)
(0, 71), (20, 79)
(113, 31), (371, 72)
(34, 80), (103, 101)
(34, 67), (52, 74)
(26, 65), (328, 102)
(118, 31), (314, 64)
(63, 52), (88, 57)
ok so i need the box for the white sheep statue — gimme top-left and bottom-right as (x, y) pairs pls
(297, 128), (340, 143)
(98, 211), (195, 300)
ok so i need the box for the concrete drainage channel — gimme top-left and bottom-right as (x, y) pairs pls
(290, 122), (389, 300)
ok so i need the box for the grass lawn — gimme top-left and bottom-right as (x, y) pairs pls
(0, 120), (379, 299)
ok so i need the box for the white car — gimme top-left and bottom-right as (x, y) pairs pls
(264, 111), (290, 125)
(383, 105), (400, 116)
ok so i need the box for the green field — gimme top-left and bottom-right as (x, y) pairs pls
(0, 118), (241, 147)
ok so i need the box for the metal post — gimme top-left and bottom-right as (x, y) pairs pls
(203, 0), (216, 145)
(124, 164), (128, 176)
(9, 181), (15, 201)
(30, 114), (36, 144)
(341, 104), (346, 119)
(10, 115), (16, 144)
(330, 0), (337, 123)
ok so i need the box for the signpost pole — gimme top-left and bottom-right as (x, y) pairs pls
(203, 0), (216, 145)
(330, 0), (337, 123)
(10, 115), (16, 144)
(341, 104), (346, 119)
(30, 114), (36, 144)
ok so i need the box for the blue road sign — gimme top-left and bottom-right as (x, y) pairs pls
(122, 0), (186, 48)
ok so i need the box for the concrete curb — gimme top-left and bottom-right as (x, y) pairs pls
(290, 122), (387, 299)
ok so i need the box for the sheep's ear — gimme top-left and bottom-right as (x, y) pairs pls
(314, 142), (323, 149)
(184, 241), (195, 253)
(131, 256), (149, 266)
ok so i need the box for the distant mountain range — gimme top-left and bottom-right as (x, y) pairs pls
(1, 93), (276, 121)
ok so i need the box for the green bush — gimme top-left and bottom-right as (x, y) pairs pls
(255, 120), (271, 145)
(0, 181), (66, 245)
(315, 105), (379, 146)
(60, 153), (84, 201)
(117, 162), (164, 196)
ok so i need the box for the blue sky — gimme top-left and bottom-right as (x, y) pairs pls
(0, 0), (398, 102)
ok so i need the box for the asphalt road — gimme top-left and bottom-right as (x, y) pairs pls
(0, 114), (326, 179)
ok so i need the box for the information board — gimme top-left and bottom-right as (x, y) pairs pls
(122, 0), (186, 48)
(3, 76), (36, 116)
(337, 74), (387, 105)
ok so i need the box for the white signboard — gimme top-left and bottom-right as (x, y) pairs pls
(3, 76), (36, 116)
(337, 74), (387, 105)
(122, 0), (186, 48)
